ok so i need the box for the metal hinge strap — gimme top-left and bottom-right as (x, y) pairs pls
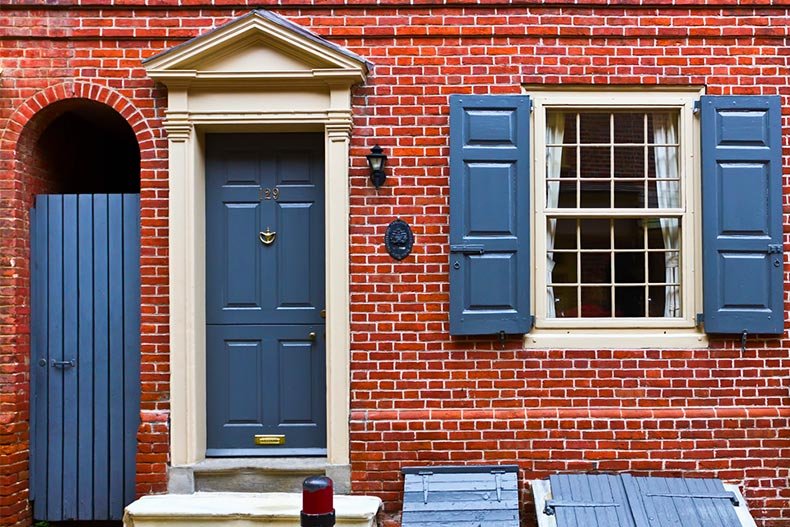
(544, 500), (619, 515)
(419, 471), (432, 504)
(645, 491), (738, 506)
(491, 470), (505, 502)
(767, 244), (783, 254)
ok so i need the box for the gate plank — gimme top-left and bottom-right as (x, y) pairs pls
(122, 194), (141, 509)
(46, 195), (64, 520)
(108, 195), (125, 519)
(62, 195), (78, 520)
(92, 194), (110, 520)
(30, 198), (48, 517)
(77, 195), (95, 519)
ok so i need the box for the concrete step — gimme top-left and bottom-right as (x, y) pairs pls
(124, 492), (381, 527)
(191, 458), (329, 493)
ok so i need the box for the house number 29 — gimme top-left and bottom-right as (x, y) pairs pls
(259, 187), (280, 201)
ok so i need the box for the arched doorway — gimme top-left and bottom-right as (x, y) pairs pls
(22, 98), (141, 523)
(20, 98), (140, 195)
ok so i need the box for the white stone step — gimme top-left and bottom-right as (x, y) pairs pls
(124, 492), (381, 527)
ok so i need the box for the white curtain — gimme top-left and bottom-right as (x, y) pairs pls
(653, 113), (680, 317)
(546, 113), (565, 317)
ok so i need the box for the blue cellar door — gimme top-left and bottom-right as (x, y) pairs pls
(205, 133), (326, 456)
(30, 194), (140, 521)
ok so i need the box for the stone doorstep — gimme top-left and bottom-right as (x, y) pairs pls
(168, 458), (352, 495)
(192, 457), (329, 474)
(124, 492), (382, 527)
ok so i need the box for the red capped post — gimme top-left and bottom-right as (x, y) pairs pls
(301, 476), (335, 527)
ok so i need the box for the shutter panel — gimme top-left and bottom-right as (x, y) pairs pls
(449, 95), (532, 335)
(701, 95), (784, 334)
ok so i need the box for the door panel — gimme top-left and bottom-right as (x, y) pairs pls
(223, 202), (262, 310)
(277, 202), (316, 308)
(205, 133), (326, 455)
(206, 325), (327, 456)
(206, 133), (325, 326)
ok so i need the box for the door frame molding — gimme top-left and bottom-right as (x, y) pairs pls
(144, 10), (368, 487)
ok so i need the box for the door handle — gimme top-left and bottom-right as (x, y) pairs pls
(259, 228), (276, 246)
(51, 359), (75, 369)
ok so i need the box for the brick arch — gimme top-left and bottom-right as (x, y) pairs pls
(2, 81), (158, 165)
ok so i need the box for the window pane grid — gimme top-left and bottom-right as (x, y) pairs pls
(546, 110), (680, 210)
(547, 216), (682, 318)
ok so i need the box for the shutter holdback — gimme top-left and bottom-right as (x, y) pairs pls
(741, 330), (747, 353)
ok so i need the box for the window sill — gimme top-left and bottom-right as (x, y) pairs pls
(523, 329), (708, 349)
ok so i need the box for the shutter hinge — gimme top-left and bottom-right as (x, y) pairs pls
(695, 313), (704, 327)
(529, 99), (534, 113)
(693, 100), (701, 114)
(767, 244), (783, 254)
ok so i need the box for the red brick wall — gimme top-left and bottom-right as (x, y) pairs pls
(0, 3), (788, 527)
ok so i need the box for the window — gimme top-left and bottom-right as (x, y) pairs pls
(448, 91), (783, 344)
(531, 91), (700, 333)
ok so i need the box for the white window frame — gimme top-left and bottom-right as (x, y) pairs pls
(525, 87), (707, 348)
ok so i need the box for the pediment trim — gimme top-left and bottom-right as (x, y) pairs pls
(144, 10), (369, 86)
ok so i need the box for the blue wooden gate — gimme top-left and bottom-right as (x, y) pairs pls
(30, 194), (140, 521)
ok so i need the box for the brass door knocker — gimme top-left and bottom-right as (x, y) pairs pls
(259, 228), (276, 246)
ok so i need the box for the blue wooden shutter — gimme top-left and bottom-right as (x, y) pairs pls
(701, 95), (784, 334)
(449, 95), (532, 335)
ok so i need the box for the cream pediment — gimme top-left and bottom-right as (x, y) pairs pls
(144, 9), (368, 86)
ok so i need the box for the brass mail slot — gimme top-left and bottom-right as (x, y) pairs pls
(254, 434), (285, 446)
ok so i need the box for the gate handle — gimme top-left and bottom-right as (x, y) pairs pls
(51, 359), (75, 369)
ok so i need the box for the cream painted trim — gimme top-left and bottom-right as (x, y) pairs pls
(525, 330), (707, 349)
(144, 11), (367, 84)
(165, 108), (354, 468)
(147, 12), (366, 469)
(524, 87), (706, 346)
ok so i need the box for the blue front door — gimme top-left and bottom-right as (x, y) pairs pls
(205, 133), (326, 456)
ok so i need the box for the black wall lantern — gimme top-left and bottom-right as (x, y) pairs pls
(366, 145), (387, 189)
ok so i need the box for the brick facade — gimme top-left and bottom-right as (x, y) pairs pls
(0, 3), (788, 527)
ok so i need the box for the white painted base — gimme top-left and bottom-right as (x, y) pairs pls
(124, 492), (381, 527)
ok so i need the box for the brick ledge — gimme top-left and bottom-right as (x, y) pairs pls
(350, 406), (790, 421)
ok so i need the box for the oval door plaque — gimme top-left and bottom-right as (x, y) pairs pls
(385, 218), (414, 261)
